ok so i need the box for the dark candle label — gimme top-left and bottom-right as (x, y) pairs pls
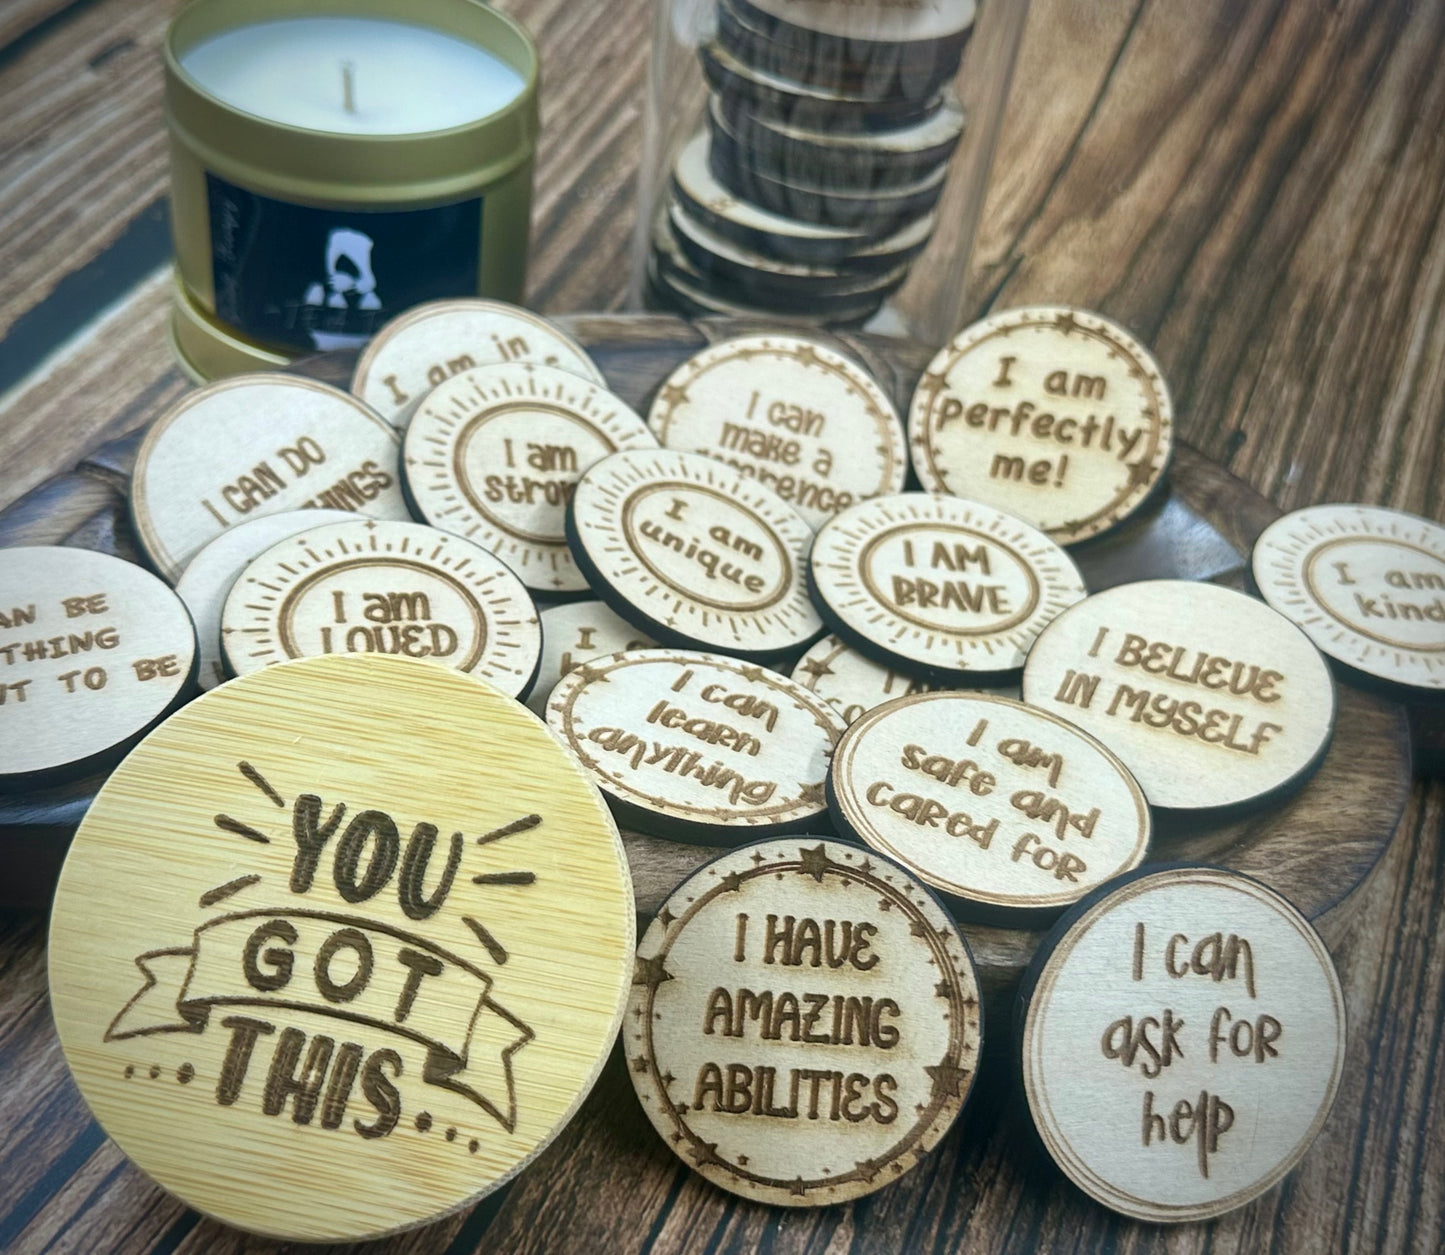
(207, 173), (483, 353)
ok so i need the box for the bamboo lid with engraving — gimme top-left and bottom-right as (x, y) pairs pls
(47, 654), (635, 1242)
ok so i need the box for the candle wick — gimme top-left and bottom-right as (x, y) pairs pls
(341, 60), (357, 114)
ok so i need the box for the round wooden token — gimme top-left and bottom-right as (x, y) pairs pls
(713, 93), (965, 192)
(526, 600), (656, 714)
(545, 649), (846, 841)
(716, 0), (967, 101)
(829, 692), (1151, 913)
(701, 41), (941, 129)
(809, 493), (1088, 677)
(707, 123), (948, 231)
(47, 654), (635, 1241)
(626, 837), (982, 1205)
(352, 299), (605, 429)
(909, 307), (1174, 546)
(672, 132), (937, 266)
(1251, 503), (1445, 695)
(0, 547), (196, 790)
(666, 203), (911, 308)
(647, 334), (907, 531)
(566, 448), (824, 660)
(1021, 580), (1336, 811)
(1018, 866), (1345, 1222)
(402, 364), (657, 596)
(792, 634), (944, 724)
(649, 246), (889, 331)
(175, 509), (354, 690)
(738, 0), (975, 49)
(131, 374), (412, 581)
(220, 519), (541, 699)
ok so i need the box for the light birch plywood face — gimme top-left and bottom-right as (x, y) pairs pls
(909, 307), (1173, 545)
(546, 649), (847, 840)
(47, 654), (635, 1241)
(1020, 867), (1345, 1222)
(567, 448), (823, 660)
(647, 334), (907, 530)
(1021, 580), (1336, 811)
(130, 375), (411, 581)
(627, 837), (982, 1205)
(0, 547), (196, 786)
(1252, 504), (1445, 693)
(791, 634), (1021, 725)
(351, 299), (605, 429)
(220, 520), (540, 699)
(829, 692), (1150, 912)
(404, 364), (657, 595)
(175, 510), (354, 691)
(792, 634), (944, 724)
(527, 601), (655, 715)
(809, 493), (1088, 677)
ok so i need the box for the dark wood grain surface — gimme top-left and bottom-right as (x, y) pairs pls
(0, 1), (1442, 1252)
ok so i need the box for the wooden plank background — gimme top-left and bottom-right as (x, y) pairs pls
(0, 0), (1441, 1252)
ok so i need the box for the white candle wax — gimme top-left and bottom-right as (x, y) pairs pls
(180, 16), (525, 135)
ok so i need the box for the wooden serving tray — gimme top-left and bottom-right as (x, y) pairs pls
(0, 313), (1412, 998)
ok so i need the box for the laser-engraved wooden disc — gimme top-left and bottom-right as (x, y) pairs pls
(0, 547), (196, 789)
(1251, 503), (1445, 694)
(1021, 580), (1336, 811)
(909, 307), (1174, 545)
(829, 692), (1151, 913)
(130, 374), (411, 581)
(175, 509), (354, 691)
(403, 364), (656, 595)
(352, 299), (605, 429)
(220, 519), (541, 699)
(791, 634), (944, 724)
(647, 334), (907, 530)
(627, 837), (982, 1206)
(546, 649), (846, 841)
(671, 132), (934, 266)
(47, 654), (635, 1241)
(527, 601), (655, 715)
(809, 493), (1088, 677)
(1019, 866), (1345, 1222)
(566, 448), (823, 661)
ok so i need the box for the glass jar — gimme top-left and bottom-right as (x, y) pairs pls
(629, 0), (1031, 344)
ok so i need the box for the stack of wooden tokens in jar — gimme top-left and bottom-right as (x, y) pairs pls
(21, 298), (1443, 1240)
(646, 0), (969, 324)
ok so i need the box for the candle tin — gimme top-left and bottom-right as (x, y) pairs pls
(164, 0), (539, 381)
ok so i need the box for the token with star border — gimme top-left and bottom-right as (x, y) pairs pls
(403, 364), (657, 597)
(646, 334), (907, 531)
(1250, 503), (1445, 696)
(908, 306), (1174, 546)
(808, 493), (1088, 678)
(566, 448), (824, 661)
(220, 519), (540, 699)
(546, 648), (846, 842)
(626, 836), (983, 1205)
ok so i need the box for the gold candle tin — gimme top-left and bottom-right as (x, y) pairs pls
(164, 0), (539, 381)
